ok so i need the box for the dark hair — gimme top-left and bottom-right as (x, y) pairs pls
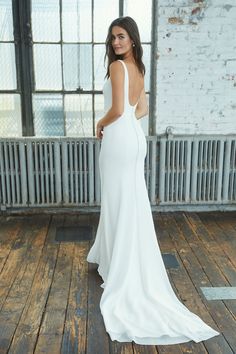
(104, 16), (145, 79)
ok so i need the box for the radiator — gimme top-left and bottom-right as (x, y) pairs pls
(0, 135), (235, 210)
(159, 135), (236, 204)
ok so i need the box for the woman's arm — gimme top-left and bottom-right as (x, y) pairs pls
(135, 87), (149, 120)
(99, 61), (124, 127)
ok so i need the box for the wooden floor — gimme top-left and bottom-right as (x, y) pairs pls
(0, 211), (236, 354)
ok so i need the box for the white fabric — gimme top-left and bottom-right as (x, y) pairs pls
(86, 59), (220, 344)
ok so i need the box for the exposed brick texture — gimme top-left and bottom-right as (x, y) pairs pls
(155, 1), (236, 134)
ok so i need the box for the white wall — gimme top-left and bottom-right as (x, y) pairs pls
(156, 0), (236, 135)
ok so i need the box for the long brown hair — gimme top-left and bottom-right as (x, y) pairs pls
(104, 16), (145, 79)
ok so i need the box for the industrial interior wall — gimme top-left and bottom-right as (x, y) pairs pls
(155, 0), (236, 135)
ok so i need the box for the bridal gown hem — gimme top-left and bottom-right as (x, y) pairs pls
(86, 59), (220, 345)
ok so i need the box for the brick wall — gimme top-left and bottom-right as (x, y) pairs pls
(156, 0), (236, 135)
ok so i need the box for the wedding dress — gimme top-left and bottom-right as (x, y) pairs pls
(86, 59), (220, 345)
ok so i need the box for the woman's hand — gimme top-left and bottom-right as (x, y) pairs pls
(96, 120), (104, 139)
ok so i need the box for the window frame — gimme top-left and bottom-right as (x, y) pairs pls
(1, 0), (156, 137)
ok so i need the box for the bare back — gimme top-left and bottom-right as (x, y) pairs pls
(123, 61), (144, 106)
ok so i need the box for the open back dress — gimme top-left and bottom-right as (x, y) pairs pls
(86, 59), (220, 345)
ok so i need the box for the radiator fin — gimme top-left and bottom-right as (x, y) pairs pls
(0, 136), (235, 208)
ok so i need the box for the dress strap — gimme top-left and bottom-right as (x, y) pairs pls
(117, 60), (128, 105)
(117, 59), (138, 108)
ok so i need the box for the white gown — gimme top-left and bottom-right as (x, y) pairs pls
(86, 59), (220, 345)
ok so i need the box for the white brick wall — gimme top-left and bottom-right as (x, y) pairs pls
(156, 1), (236, 135)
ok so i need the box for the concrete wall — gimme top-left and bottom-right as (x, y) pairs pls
(156, 0), (236, 135)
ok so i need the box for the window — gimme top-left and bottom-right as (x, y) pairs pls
(0, 1), (21, 136)
(0, 0), (153, 137)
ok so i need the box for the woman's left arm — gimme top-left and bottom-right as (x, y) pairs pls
(96, 61), (125, 139)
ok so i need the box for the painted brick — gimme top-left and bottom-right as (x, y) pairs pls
(155, 1), (236, 135)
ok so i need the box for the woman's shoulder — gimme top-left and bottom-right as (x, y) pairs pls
(109, 60), (123, 69)
(109, 60), (124, 76)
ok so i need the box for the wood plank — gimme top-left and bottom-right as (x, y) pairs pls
(156, 345), (182, 354)
(61, 213), (92, 354)
(160, 212), (235, 353)
(152, 216), (183, 354)
(0, 217), (22, 274)
(109, 342), (135, 354)
(86, 213), (134, 354)
(194, 212), (236, 328)
(156, 213), (232, 354)
(60, 214), (90, 354)
(157, 216), (202, 354)
(0, 215), (51, 352)
(8, 215), (64, 354)
(0, 215), (44, 309)
(61, 242), (89, 354)
(198, 212), (235, 243)
(39, 243), (74, 330)
(217, 212), (236, 232)
(45, 213), (66, 244)
(34, 241), (74, 353)
(0, 323), (16, 354)
(86, 212), (110, 353)
(186, 212), (236, 286)
(187, 212), (236, 294)
(33, 334), (62, 354)
(87, 215), (110, 354)
(0, 211), (234, 353)
(109, 341), (134, 354)
(198, 212), (236, 269)
(173, 212), (230, 287)
(134, 342), (159, 353)
(156, 214), (208, 354)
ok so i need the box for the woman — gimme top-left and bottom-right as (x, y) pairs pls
(87, 16), (220, 345)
